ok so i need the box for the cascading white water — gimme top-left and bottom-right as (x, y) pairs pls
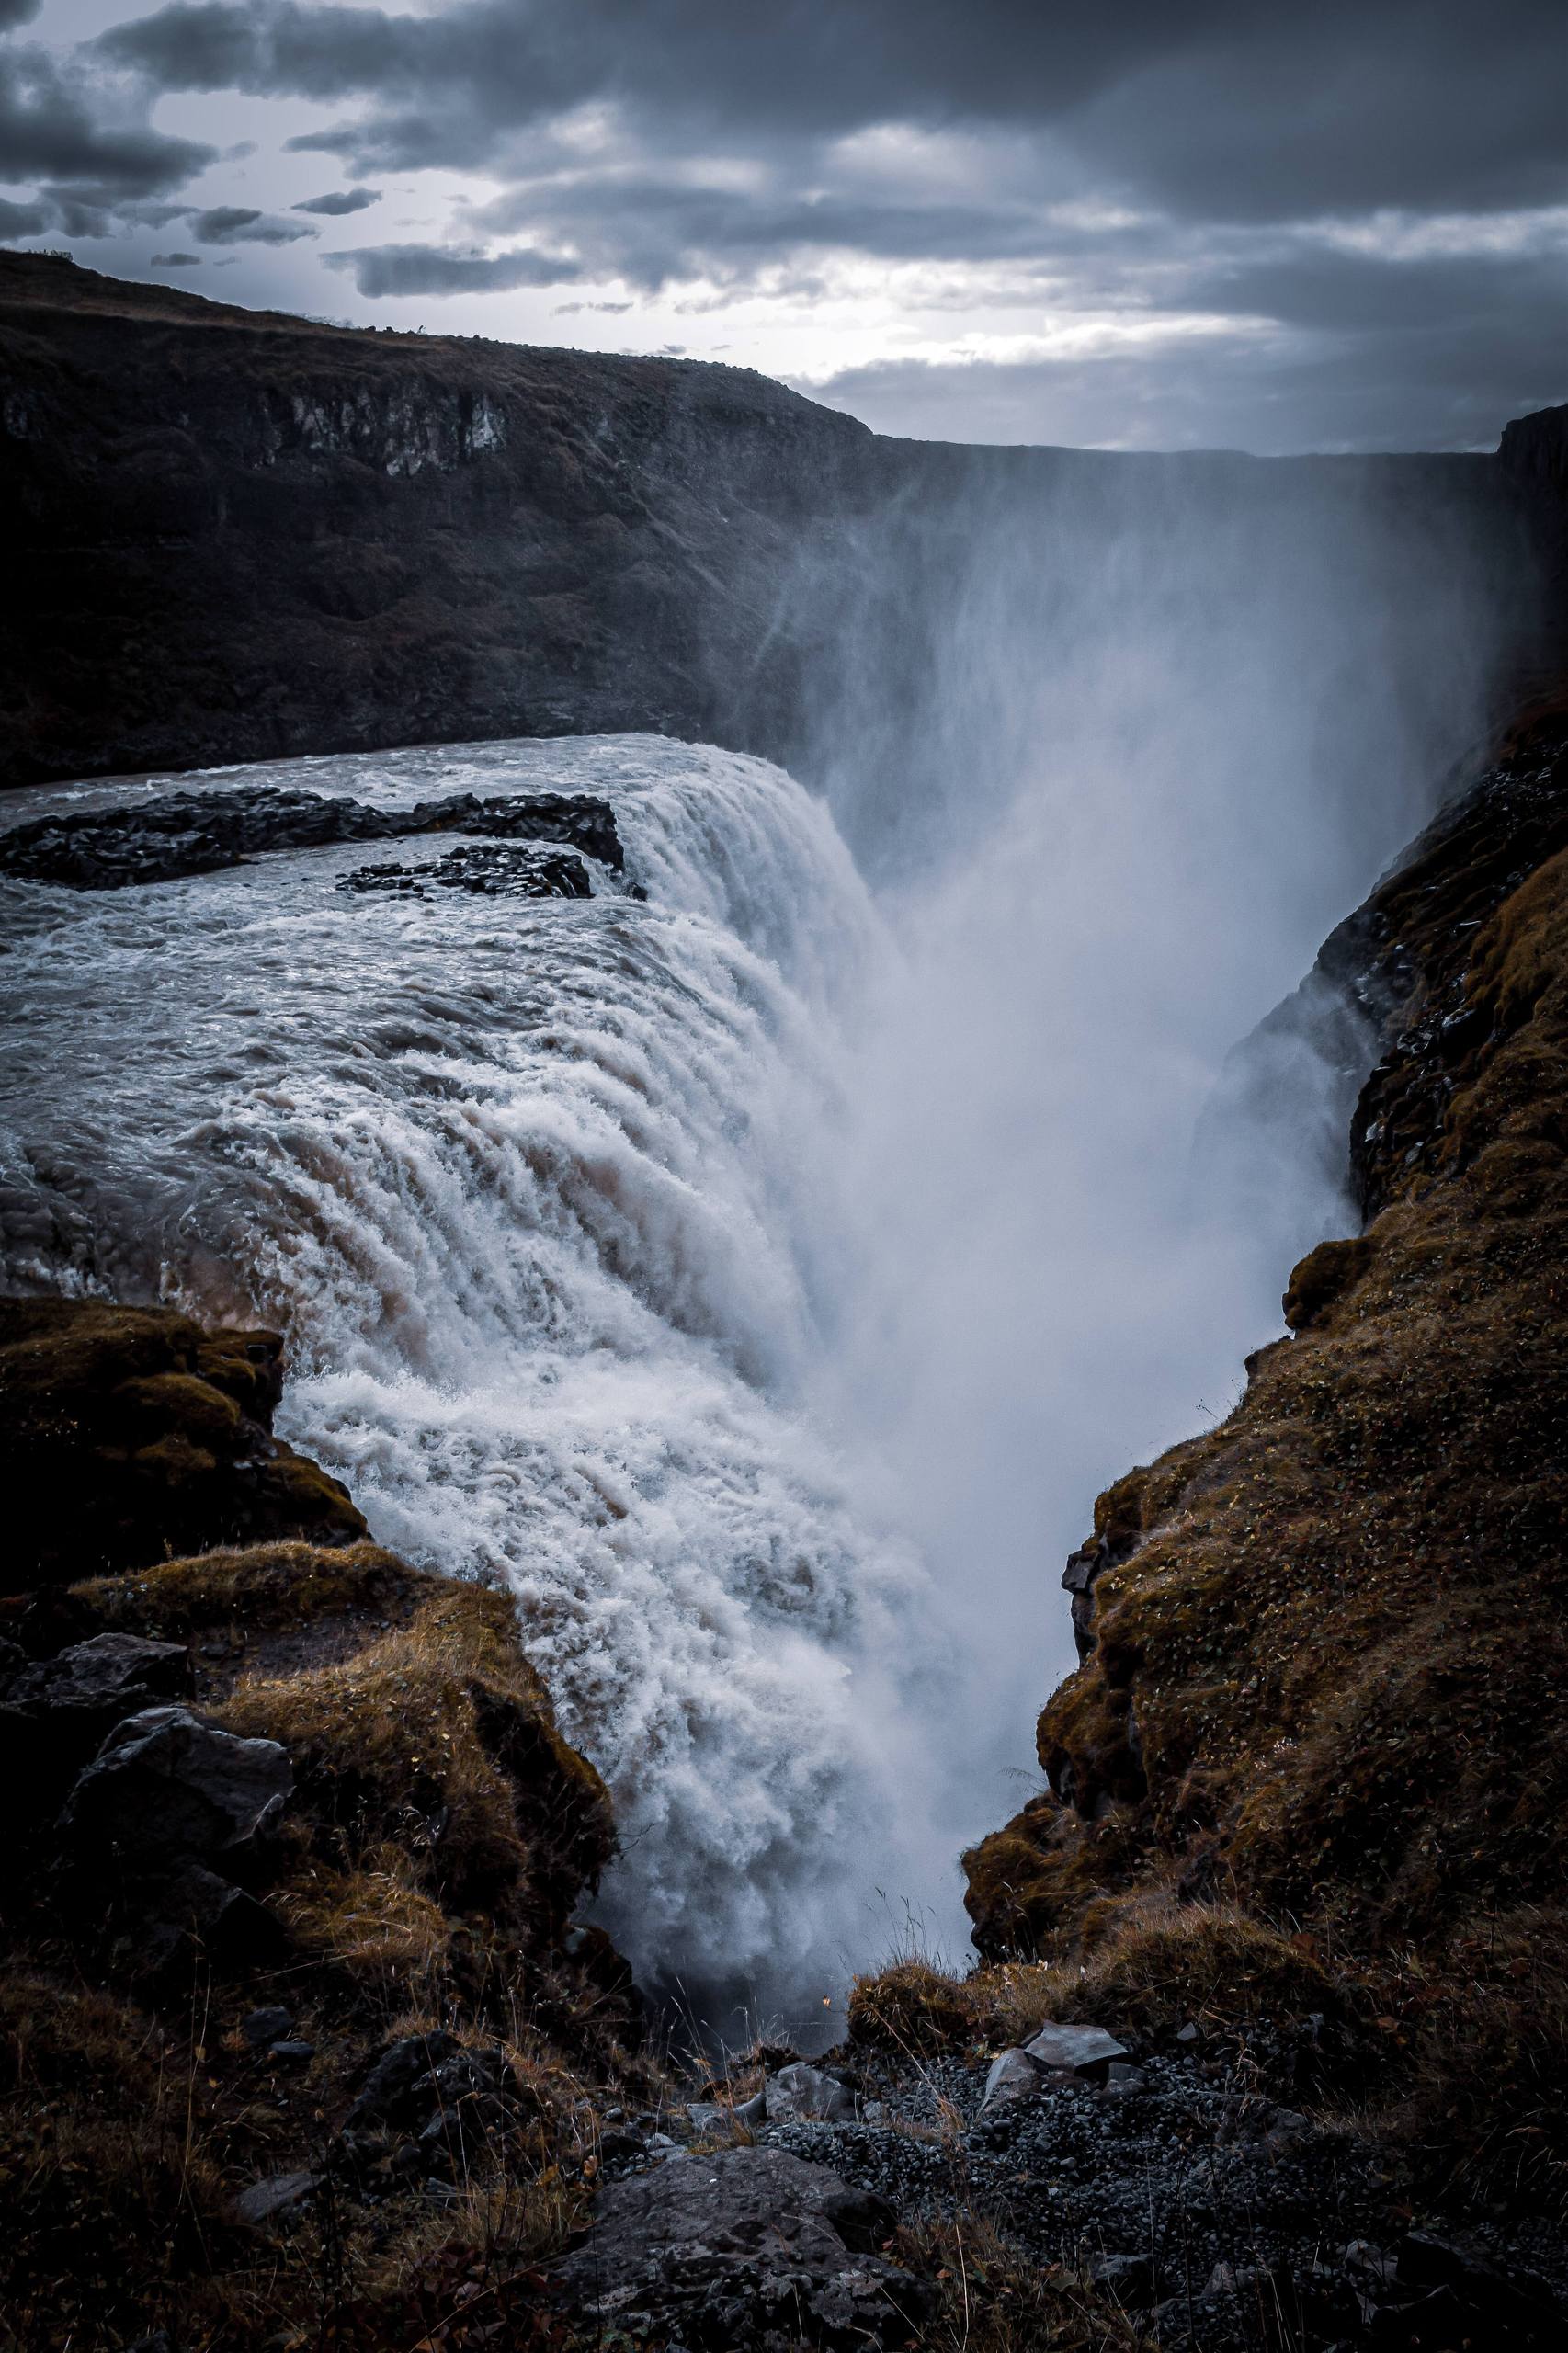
(0, 738), (969, 2022)
(0, 454), (1523, 2029)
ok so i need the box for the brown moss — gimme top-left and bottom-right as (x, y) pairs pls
(76, 1534), (426, 1639)
(846, 1958), (974, 2055)
(0, 1295), (364, 1591)
(211, 1575), (615, 1997)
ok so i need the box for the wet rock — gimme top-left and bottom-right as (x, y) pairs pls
(0, 785), (624, 892)
(338, 839), (593, 901)
(233, 2171), (318, 2226)
(1024, 2022), (1129, 2076)
(979, 2047), (1044, 2113)
(549, 2144), (926, 2348)
(765, 2061), (858, 2124)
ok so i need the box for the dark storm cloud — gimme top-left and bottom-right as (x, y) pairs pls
(187, 203), (317, 243)
(292, 186), (381, 215)
(0, 193), (47, 234)
(324, 241), (582, 296)
(97, 0), (1565, 220)
(0, 41), (214, 198)
(151, 247), (200, 264)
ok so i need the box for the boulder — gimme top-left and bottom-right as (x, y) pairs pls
(764, 2061), (858, 2124)
(979, 2047), (1044, 2114)
(59, 1706), (291, 1874)
(1024, 2022), (1129, 2076)
(549, 2144), (926, 2348)
(0, 1633), (193, 1822)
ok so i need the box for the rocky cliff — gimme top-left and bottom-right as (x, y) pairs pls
(3, 249), (1557, 793)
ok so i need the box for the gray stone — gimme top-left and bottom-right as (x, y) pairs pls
(549, 2145), (925, 2348)
(979, 2047), (1044, 2113)
(1102, 2061), (1151, 2094)
(10, 1633), (189, 1714)
(1089, 2252), (1156, 2305)
(267, 2040), (315, 2064)
(60, 1706), (291, 1870)
(1023, 2022), (1129, 2075)
(686, 2102), (752, 2142)
(344, 2030), (460, 2131)
(233, 2170), (317, 2225)
(241, 2005), (293, 2049)
(1262, 2106), (1319, 2158)
(765, 2060), (857, 2124)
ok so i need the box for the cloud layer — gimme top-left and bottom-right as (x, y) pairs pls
(1, 0), (1562, 448)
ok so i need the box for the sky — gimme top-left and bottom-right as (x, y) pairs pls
(2, 0), (1563, 452)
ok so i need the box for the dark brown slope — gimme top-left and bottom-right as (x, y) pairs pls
(960, 710), (1568, 2208)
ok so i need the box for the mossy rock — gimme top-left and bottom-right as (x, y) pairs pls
(0, 1296), (363, 1591)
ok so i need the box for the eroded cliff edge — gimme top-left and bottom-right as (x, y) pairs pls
(961, 710), (1568, 2208)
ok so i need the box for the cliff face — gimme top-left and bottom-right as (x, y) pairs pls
(964, 711), (1568, 2206)
(2, 249), (1554, 793)
(0, 250), (889, 786)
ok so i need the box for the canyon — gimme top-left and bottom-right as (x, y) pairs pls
(3, 246), (1568, 2352)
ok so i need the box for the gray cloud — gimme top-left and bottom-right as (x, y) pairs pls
(97, 0), (1565, 222)
(151, 247), (201, 264)
(0, 0), (1554, 448)
(292, 185), (381, 214)
(0, 194), (48, 235)
(0, 42), (213, 199)
(187, 203), (317, 242)
(324, 240), (581, 295)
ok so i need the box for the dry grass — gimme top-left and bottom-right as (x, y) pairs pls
(902, 2214), (1151, 2353)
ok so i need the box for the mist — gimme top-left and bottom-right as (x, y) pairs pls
(780, 444), (1530, 1920)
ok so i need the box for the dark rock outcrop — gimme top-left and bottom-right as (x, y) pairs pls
(0, 1306), (649, 2352)
(0, 780), (623, 890)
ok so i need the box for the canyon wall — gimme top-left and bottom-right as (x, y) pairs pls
(1, 247), (1553, 794)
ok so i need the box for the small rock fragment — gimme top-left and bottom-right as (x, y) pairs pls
(1024, 2022), (1129, 2075)
(241, 2005), (293, 2049)
(980, 2047), (1044, 2114)
(765, 2060), (857, 2123)
(233, 2170), (317, 2226)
